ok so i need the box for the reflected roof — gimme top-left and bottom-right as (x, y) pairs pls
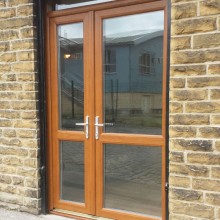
(59, 29), (163, 49)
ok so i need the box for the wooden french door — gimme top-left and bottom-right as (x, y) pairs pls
(47, 1), (167, 220)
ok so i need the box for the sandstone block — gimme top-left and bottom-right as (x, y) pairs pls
(3, 129), (16, 138)
(169, 102), (183, 113)
(172, 18), (216, 35)
(11, 101), (37, 110)
(0, 175), (12, 184)
(208, 64), (220, 75)
(21, 111), (37, 119)
(0, 8), (15, 18)
(0, 110), (20, 119)
(171, 36), (191, 50)
(206, 193), (220, 206)
(200, 0), (220, 16)
(0, 53), (16, 62)
(0, 17), (33, 30)
(216, 141), (220, 151)
(23, 197), (40, 209)
(12, 176), (24, 186)
(186, 101), (220, 113)
(193, 179), (220, 192)
(212, 167), (220, 179)
(0, 120), (13, 127)
(25, 178), (39, 188)
(0, 192), (23, 205)
(20, 27), (36, 38)
(170, 188), (203, 202)
(170, 164), (209, 177)
(17, 73), (35, 82)
(198, 127), (220, 138)
(170, 126), (196, 138)
(170, 139), (213, 152)
(8, 0), (34, 6)
(14, 120), (38, 129)
(17, 130), (36, 138)
(0, 42), (9, 52)
(16, 167), (38, 178)
(171, 49), (220, 64)
(11, 40), (34, 50)
(170, 65), (206, 76)
(170, 201), (214, 219)
(170, 78), (185, 88)
(170, 114), (209, 125)
(169, 176), (190, 188)
(170, 152), (184, 163)
(17, 5), (33, 16)
(12, 62), (35, 73)
(210, 89), (220, 100)
(17, 92), (37, 100)
(171, 3), (197, 20)
(17, 51), (35, 61)
(0, 64), (11, 73)
(0, 30), (19, 41)
(0, 92), (16, 100)
(3, 156), (23, 166)
(170, 90), (207, 101)
(187, 76), (220, 88)
(194, 33), (220, 49)
(187, 153), (220, 165)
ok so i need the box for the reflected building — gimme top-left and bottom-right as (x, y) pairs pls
(59, 29), (163, 133)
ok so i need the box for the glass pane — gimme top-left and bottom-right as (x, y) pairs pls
(60, 141), (84, 203)
(54, 0), (114, 10)
(103, 11), (164, 135)
(58, 23), (84, 130)
(104, 144), (162, 217)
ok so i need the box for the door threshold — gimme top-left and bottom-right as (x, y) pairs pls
(51, 209), (113, 220)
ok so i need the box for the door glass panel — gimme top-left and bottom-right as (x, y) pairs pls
(104, 144), (162, 217)
(58, 23), (84, 130)
(54, 0), (114, 10)
(103, 11), (164, 135)
(60, 141), (84, 203)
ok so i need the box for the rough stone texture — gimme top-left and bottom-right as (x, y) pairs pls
(170, 0), (220, 219)
(0, 0), (40, 215)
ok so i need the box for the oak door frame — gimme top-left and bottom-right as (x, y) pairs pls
(94, 2), (168, 220)
(45, 0), (169, 219)
(46, 11), (96, 214)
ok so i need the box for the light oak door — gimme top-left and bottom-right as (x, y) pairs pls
(47, 1), (167, 220)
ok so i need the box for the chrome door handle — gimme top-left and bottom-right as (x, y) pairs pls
(95, 116), (103, 140)
(75, 116), (89, 139)
(95, 116), (114, 140)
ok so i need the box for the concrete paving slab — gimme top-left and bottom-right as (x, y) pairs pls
(0, 208), (74, 220)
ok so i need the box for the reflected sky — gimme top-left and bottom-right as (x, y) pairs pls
(60, 10), (164, 39)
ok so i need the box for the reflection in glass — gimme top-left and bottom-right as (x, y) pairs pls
(103, 11), (164, 135)
(104, 144), (162, 217)
(60, 141), (84, 203)
(58, 23), (84, 130)
(55, 0), (114, 10)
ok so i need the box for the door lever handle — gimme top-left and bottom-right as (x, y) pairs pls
(75, 116), (89, 139)
(95, 116), (102, 140)
(95, 116), (114, 140)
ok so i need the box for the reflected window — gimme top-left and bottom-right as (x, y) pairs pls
(105, 48), (116, 73)
(139, 52), (155, 75)
(53, 0), (114, 10)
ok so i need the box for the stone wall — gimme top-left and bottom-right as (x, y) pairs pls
(0, 0), (40, 214)
(169, 0), (220, 219)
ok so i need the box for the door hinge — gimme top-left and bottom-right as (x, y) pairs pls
(165, 182), (169, 191)
(40, 166), (45, 175)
